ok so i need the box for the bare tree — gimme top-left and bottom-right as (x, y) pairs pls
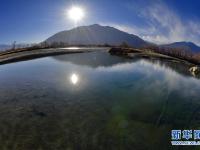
(12, 41), (16, 50)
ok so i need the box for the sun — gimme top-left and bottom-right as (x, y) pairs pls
(68, 6), (84, 22)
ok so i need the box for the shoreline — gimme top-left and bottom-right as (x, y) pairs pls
(109, 47), (197, 66)
(0, 48), (93, 65)
(0, 47), (197, 66)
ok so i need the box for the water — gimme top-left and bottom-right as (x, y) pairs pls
(0, 49), (200, 150)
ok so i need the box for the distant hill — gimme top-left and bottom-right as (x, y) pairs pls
(45, 24), (148, 48)
(0, 44), (35, 51)
(0, 44), (11, 51)
(161, 42), (200, 53)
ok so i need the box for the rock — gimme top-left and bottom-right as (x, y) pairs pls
(189, 66), (200, 75)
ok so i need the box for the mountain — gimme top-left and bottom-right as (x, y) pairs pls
(45, 24), (148, 48)
(161, 42), (200, 53)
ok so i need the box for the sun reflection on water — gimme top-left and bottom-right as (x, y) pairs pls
(70, 73), (79, 85)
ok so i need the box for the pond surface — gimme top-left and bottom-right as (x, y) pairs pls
(0, 49), (200, 150)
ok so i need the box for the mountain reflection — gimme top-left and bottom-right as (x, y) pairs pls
(53, 51), (133, 68)
(53, 51), (199, 79)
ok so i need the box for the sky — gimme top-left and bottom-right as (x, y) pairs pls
(0, 0), (200, 45)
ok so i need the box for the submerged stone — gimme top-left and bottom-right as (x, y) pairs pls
(189, 66), (200, 75)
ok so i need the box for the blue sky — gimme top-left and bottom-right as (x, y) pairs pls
(1, 0), (200, 45)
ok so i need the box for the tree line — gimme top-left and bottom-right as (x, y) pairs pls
(141, 44), (200, 64)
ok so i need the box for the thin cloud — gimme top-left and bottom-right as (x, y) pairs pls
(141, 2), (200, 45)
(105, 1), (200, 46)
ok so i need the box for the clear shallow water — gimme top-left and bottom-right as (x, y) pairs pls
(0, 50), (200, 150)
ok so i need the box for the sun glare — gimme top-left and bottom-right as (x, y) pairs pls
(68, 7), (84, 22)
